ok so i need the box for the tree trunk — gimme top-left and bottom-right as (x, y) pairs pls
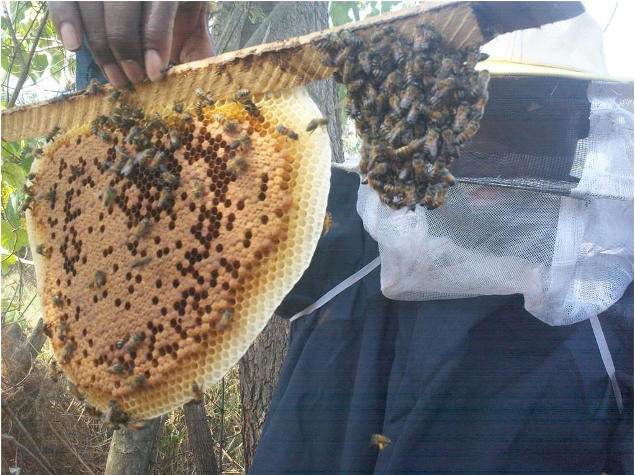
(104, 417), (163, 475)
(239, 316), (290, 473)
(183, 401), (220, 475)
(217, 2), (344, 472)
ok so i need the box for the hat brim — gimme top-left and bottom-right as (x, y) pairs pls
(477, 59), (633, 83)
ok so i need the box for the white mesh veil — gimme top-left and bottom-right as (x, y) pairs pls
(353, 14), (633, 326)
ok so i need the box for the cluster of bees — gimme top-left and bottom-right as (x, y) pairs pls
(316, 24), (490, 210)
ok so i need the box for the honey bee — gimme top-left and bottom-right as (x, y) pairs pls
(339, 29), (363, 49)
(453, 102), (470, 131)
(190, 178), (203, 199)
(48, 360), (59, 382)
(68, 382), (85, 401)
(106, 363), (125, 375)
(191, 382), (204, 404)
(130, 256), (152, 269)
(195, 100), (203, 116)
(394, 137), (425, 160)
(412, 157), (432, 182)
(370, 31), (383, 43)
(386, 119), (406, 145)
(91, 121), (99, 136)
(230, 134), (250, 150)
(399, 86), (418, 110)
(454, 121), (479, 145)
(105, 399), (129, 427)
(321, 212), (332, 237)
(36, 244), (51, 258)
(158, 187), (172, 209)
(243, 100), (260, 117)
(36, 189), (56, 206)
(233, 89), (251, 102)
(276, 125), (299, 140)
(123, 333), (146, 353)
(149, 150), (167, 172)
(162, 172), (179, 187)
(60, 341), (77, 364)
(195, 87), (206, 100)
(470, 94), (488, 120)
(53, 295), (64, 309)
(102, 188), (115, 209)
(183, 113), (193, 121)
(372, 67), (387, 82)
(125, 126), (141, 144)
(85, 405), (103, 419)
(55, 321), (67, 340)
(471, 70), (490, 98)
(168, 129), (181, 149)
(383, 71), (403, 94)
(86, 78), (103, 95)
(216, 309), (234, 331)
(135, 218), (151, 238)
(107, 90), (123, 102)
(379, 114), (395, 135)
(88, 270), (107, 289)
(465, 49), (489, 70)
(347, 79), (365, 93)
(98, 130), (111, 143)
(226, 157), (247, 176)
(214, 114), (237, 133)
(334, 46), (352, 67)
(436, 58), (455, 80)
(116, 332), (130, 350)
(358, 51), (372, 75)
(121, 156), (136, 177)
(306, 118), (328, 135)
(367, 162), (389, 179)
(174, 103), (183, 113)
(391, 41), (406, 65)
(406, 101), (421, 125)
(388, 95), (401, 118)
(131, 375), (146, 389)
(42, 322), (53, 338)
(423, 128), (440, 158)
(45, 126), (61, 142)
(428, 106), (449, 125)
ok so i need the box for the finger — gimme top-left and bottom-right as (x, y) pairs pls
(78, 2), (127, 87)
(141, 2), (179, 82)
(172, 2), (214, 64)
(49, 1), (83, 51)
(104, 2), (144, 83)
(177, 4), (215, 63)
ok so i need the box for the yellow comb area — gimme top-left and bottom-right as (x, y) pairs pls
(27, 87), (330, 422)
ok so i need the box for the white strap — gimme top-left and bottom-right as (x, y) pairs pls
(289, 257), (381, 323)
(590, 315), (624, 414)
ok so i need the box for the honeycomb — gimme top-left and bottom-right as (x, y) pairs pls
(26, 86), (331, 423)
(316, 25), (490, 210)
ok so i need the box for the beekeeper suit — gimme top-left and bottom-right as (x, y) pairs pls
(250, 12), (633, 475)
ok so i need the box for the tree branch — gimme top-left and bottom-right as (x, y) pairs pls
(1, 401), (59, 475)
(5, 6), (50, 107)
(1, 435), (54, 475)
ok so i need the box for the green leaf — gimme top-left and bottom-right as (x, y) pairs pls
(5, 191), (21, 227)
(2, 219), (17, 251)
(330, 1), (357, 26)
(2, 162), (26, 189)
(15, 227), (29, 251)
(1, 253), (16, 275)
(32, 53), (48, 71)
(20, 152), (34, 173)
(381, 1), (401, 13)
(2, 163), (26, 189)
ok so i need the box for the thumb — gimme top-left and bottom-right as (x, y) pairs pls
(172, 2), (215, 64)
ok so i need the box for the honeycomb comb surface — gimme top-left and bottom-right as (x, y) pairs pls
(27, 87), (330, 421)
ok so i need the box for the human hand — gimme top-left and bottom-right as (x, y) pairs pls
(49, 1), (214, 87)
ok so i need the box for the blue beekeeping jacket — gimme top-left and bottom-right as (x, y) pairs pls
(250, 167), (633, 475)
